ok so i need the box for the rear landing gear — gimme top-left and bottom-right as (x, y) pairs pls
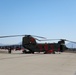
(22, 49), (34, 54)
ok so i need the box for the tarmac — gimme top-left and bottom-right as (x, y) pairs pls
(0, 49), (76, 75)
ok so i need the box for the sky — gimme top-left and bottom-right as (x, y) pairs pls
(0, 0), (76, 45)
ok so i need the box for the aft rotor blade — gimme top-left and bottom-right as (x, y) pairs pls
(34, 38), (42, 41)
(0, 34), (47, 39)
(32, 35), (47, 39)
(65, 40), (76, 43)
(0, 35), (25, 38)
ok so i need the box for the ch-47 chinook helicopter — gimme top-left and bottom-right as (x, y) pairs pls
(22, 35), (67, 54)
(0, 34), (76, 54)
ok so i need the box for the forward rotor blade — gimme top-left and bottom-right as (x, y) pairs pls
(36, 39), (61, 41)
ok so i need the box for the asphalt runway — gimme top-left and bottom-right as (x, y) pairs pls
(0, 50), (76, 75)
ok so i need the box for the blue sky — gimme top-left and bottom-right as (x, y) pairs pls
(0, 0), (76, 44)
